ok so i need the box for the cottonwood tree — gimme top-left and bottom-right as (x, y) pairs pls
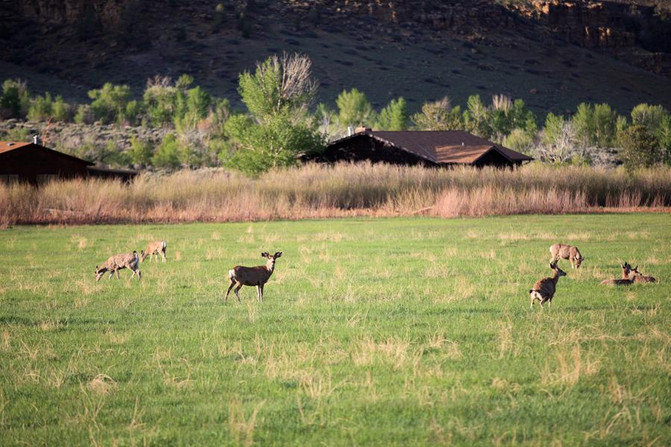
(223, 53), (324, 175)
(335, 88), (376, 129)
(411, 97), (464, 131)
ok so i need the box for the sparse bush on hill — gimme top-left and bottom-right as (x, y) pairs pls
(0, 79), (30, 119)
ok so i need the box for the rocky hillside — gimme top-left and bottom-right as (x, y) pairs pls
(1, 0), (670, 113)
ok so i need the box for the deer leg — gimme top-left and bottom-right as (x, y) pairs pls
(530, 296), (534, 309)
(258, 285), (264, 302)
(225, 280), (235, 301)
(108, 270), (113, 280)
(234, 284), (243, 302)
(136, 269), (141, 281)
(115, 269), (121, 279)
(161, 251), (166, 262)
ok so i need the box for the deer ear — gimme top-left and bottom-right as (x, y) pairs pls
(261, 252), (268, 257)
(275, 252), (282, 258)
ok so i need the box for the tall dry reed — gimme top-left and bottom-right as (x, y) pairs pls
(1, 163), (670, 225)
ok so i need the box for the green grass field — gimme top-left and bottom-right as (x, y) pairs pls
(1, 214), (670, 446)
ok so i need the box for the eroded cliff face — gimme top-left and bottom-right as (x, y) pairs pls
(2, 0), (670, 81)
(18, 0), (125, 25)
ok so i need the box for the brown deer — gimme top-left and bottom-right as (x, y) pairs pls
(550, 243), (584, 268)
(630, 265), (657, 283)
(141, 240), (167, 262)
(600, 262), (634, 286)
(95, 251), (141, 281)
(225, 252), (282, 302)
(529, 262), (567, 308)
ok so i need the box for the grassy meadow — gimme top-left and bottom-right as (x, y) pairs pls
(0, 214), (670, 445)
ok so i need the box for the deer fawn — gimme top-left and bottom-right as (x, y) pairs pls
(600, 262), (634, 286)
(95, 251), (141, 281)
(141, 241), (167, 262)
(550, 243), (584, 268)
(630, 265), (657, 283)
(225, 252), (282, 302)
(529, 262), (567, 308)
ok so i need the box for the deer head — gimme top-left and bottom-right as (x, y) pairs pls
(550, 262), (567, 278)
(261, 251), (282, 269)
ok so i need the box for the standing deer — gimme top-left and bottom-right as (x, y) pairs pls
(141, 240), (167, 262)
(550, 243), (584, 268)
(600, 262), (634, 286)
(529, 262), (567, 308)
(630, 265), (657, 283)
(95, 251), (141, 281)
(225, 252), (282, 302)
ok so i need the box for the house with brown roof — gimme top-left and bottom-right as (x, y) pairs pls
(303, 130), (533, 168)
(0, 138), (137, 184)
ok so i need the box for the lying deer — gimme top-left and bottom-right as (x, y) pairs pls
(529, 262), (567, 308)
(95, 251), (141, 281)
(600, 262), (634, 286)
(630, 265), (657, 283)
(141, 240), (167, 262)
(225, 252), (282, 302)
(550, 243), (584, 268)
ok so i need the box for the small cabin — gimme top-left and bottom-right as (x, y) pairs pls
(302, 130), (533, 168)
(0, 139), (137, 185)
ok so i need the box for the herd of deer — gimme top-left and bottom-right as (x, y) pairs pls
(529, 243), (657, 309)
(94, 241), (282, 303)
(94, 240), (657, 308)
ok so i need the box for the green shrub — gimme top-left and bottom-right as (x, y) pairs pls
(0, 79), (30, 119)
(618, 124), (662, 171)
(152, 134), (182, 169)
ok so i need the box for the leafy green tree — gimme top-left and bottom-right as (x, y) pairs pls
(143, 76), (181, 127)
(224, 54), (324, 174)
(592, 103), (619, 147)
(238, 53), (316, 119)
(503, 128), (534, 154)
(463, 95), (490, 138)
(376, 97), (408, 131)
(541, 113), (565, 147)
(571, 103), (595, 147)
(152, 134), (182, 169)
(411, 97), (463, 131)
(222, 113), (323, 175)
(52, 96), (71, 122)
(617, 124), (662, 171)
(630, 103), (668, 132)
(88, 83), (132, 124)
(27, 93), (54, 121)
(336, 88), (375, 128)
(129, 137), (153, 166)
(0, 79), (30, 119)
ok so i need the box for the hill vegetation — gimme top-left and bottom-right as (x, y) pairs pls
(2, 52), (670, 174)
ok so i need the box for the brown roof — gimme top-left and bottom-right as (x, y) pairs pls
(0, 141), (94, 165)
(435, 144), (498, 164)
(0, 141), (31, 154)
(354, 131), (532, 164)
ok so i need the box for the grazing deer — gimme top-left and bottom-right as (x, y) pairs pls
(225, 252), (282, 302)
(600, 262), (634, 286)
(630, 265), (657, 283)
(550, 243), (584, 268)
(529, 262), (567, 308)
(141, 240), (167, 262)
(95, 251), (141, 281)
